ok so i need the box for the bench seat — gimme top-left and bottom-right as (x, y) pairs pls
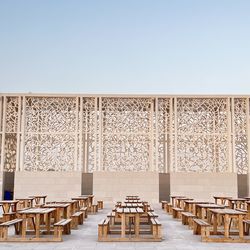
(0, 218), (23, 240)
(54, 219), (72, 241)
(193, 218), (210, 241)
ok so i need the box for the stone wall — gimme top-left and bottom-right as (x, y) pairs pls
(93, 171), (159, 204)
(14, 171), (82, 201)
(170, 172), (238, 201)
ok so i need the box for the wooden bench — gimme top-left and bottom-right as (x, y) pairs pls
(193, 218), (210, 241)
(98, 218), (110, 240)
(181, 212), (196, 228)
(165, 203), (173, 214)
(148, 212), (158, 218)
(150, 218), (161, 239)
(97, 200), (104, 209)
(80, 207), (88, 219)
(90, 204), (98, 213)
(107, 212), (116, 225)
(243, 220), (250, 235)
(71, 211), (84, 229)
(54, 219), (72, 241)
(0, 218), (23, 241)
(161, 200), (168, 209)
(172, 207), (183, 219)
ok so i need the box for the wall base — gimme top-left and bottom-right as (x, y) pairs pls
(14, 171), (82, 201)
(170, 172), (238, 201)
(93, 171), (159, 203)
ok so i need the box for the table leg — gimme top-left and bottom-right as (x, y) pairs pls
(213, 213), (218, 234)
(135, 214), (140, 238)
(35, 214), (40, 238)
(21, 215), (27, 238)
(239, 215), (244, 239)
(121, 213), (126, 238)
(46, 212), (51, 234)
(224, 214), (230, 238)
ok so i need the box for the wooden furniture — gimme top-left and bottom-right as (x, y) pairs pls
(172, 207), (184, 219)
(207, 208), (249, 243)
(29, 195), (47, 207)
(243, 220), (250, 235)
(170, 196), (186, 207)
(0, 218), (23, 241)
(53, 219), (72, 241)
(18, 207), (55, 241)
(16, 198), (34, 210)
(42, 203), (70, 222)
(70, 211), (84, 229)
(181, 212), (196, 228)
(183, 200), (211, 213)
(161, 201), (168, 210)
(0, 200), (18, 222)
(213, 196), (232, 206)
(97, 200), (104, 209)
(228, 198), (246, 210)
(175, 197), (193, 209)
(196, 203), (225, 220)
(72, 197), (88, 209)
(150, 218), (161, 239)
(80, 207), (88, 218)
(193, 218), (210, 241)
(47, 200), (79, 216)
(98, 218), (110, 241)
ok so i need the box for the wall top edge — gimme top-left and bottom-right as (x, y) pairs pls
(0, 93), (250, 98)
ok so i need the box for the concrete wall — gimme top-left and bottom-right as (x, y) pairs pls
(14, 171), (82, 201)
(170, 172), (238, 201)
(159, 173), (170, 202)
(93, 171), (159, 204)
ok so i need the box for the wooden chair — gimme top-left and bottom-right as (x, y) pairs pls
(53, 219), (72, 241)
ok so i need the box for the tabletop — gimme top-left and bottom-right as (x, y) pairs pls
(209, 208), (247, 215)
(18, 207), (55, 214)
(43, 203), (70, 208)
(116, 207), (144, 214)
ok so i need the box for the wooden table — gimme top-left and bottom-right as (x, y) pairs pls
(79, 195), (94, 207)
(29, 195), (47, 207)
(196, 203), (225, 219)
(121, 203), (144, 208)
(184, 200), (211, 213)
(42, 203), (70, 222)
(72, 197), (88, 208)
(170, 196), (186, 207)
(48, 200), (79, 215)
(125, 200), (142, 204)
(175, 197), (193, 209)
(116, 207), (144, 239)
(16, 198), (34, 210)
(0, 200), (19, 221)
(209, 208), (248, 242)
(246, 201), (250, 219)
(18, 207), (55, 240)
(126, 196), (139, 199)
(213, 196), (232, 205)
(228, 198), (246, 209)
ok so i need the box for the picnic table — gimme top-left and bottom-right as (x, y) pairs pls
(0, 200), (19, 221)
(126, 195), (139, 199)
(72, 196), (89, 208)
(196, 203), (225, 220)
(121, 203), (144, 208)
(48, 200), (79, 215)
(16, 198), (34, 210)
(79, 195), (94, 207)
(124, 200), (142, 204)
(183, 200), (211, 213)
(209, 208), (248, 242)
(29, 195), (47, 207)
(170, 195), (186, 207)
(116, 207), (144, 238)
(213, 196), (232, 205)
(175, 197), (193, 209)
(42, 203), (70, 222)
(228, 198), (246, 210)
(18, 207), (55, 240)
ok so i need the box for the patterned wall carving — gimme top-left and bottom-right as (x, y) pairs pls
(0, 95), (249, 173)
(176, 98), (228, 172)
(233, 98), (248, 174)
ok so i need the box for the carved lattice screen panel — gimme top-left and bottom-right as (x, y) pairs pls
(24, 97), (77, 171)
(101, 98), (152, 171)
(176, 98), (229, 172)
(233, 98), (248, 174)
(0, 95), (249, 173)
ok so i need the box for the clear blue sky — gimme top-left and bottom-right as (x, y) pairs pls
(0, 0), (250, 94)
